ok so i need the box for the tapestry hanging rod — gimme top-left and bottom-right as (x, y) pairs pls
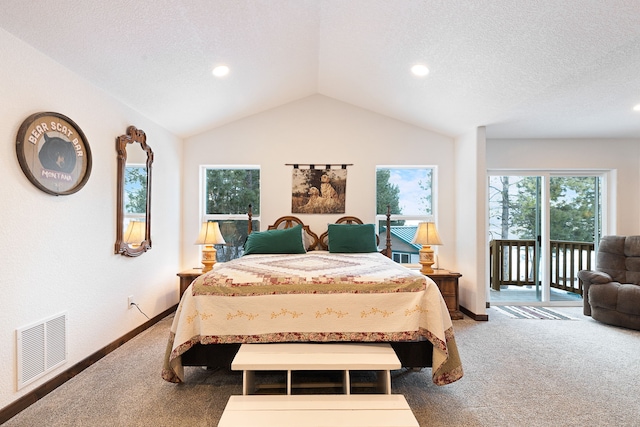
(285, 163), (353, 169)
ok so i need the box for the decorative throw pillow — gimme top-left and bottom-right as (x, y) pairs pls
(243, 224), (306, 255)
(328, 223), (378, 253)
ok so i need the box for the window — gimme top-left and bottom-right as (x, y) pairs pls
(376, 166), (436, 263)
(201, 166), (260, 261)
(393, 253), (411, 264)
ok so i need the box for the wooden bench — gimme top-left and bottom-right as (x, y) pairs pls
(231, 343), (401, 395)
(217, 394), (419, 427)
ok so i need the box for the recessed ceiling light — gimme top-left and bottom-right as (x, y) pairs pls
(411, 64), (430, 77)
(212, 65), (230, 78)
(633, 104), (640, 112)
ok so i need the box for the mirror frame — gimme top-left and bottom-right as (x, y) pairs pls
(115, 125), (153, 257)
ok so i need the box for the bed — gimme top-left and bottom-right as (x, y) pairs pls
(162, 214), (463, 386)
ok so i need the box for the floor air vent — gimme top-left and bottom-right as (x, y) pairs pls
(16, 312), (67, 390)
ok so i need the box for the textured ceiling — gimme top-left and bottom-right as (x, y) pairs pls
(2, 0), (640, 139)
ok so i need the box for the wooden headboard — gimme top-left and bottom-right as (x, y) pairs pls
(247, 205), (392, 257)
(267, 216), (321, 251)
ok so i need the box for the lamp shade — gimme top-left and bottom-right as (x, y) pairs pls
(411, 222), (442, 246)
(195, 221), (226, 245)
(123, 220), (146, 245)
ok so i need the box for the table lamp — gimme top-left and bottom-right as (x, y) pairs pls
(195, 221), (226, 272)
(411, 222), (442, 274)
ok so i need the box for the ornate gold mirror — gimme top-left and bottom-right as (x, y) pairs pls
(115, 126), (153, 257)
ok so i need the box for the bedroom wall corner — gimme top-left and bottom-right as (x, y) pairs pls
(454, 127), (487, 317)
(0, 28), (182, 411)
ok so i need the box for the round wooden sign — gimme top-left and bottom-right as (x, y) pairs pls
(16, 112), (92, 195)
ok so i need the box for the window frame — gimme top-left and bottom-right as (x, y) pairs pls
(199, 165), (261, 260)
(375, 164), (437, 222)
(375, 165), (438, 265)
(200, 165), (261, 221)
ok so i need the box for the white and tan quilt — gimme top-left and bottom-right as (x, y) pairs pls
(162, 252), (463, 385)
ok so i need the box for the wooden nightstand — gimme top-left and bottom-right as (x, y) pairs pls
(424, 270), (463, 320)
(177, 269), (204, 298)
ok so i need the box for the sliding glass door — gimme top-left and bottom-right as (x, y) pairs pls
(488, 172), (602, 305)
(547, 175), (601, 302)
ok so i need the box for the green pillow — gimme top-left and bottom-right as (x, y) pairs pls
(328, 223), (378, 253)
(243, 224), (306, 255)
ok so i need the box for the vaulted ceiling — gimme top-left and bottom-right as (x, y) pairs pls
(2, 1), (640, 139)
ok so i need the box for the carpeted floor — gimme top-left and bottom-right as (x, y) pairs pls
(4, 306), (640, 426)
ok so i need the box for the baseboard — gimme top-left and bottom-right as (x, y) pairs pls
(460, 305), (489, 321)
(0, 304), (177, 425)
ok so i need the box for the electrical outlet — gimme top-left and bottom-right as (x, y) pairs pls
(128, 295), (135, 309)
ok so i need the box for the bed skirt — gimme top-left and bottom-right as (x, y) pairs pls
(180, 340), (434, 370)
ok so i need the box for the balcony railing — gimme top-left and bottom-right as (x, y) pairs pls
(489, 239), (595, 296)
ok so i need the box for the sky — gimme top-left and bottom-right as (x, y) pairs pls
(386, 168), (430, 215)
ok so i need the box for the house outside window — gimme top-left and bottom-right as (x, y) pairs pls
(201, 166), (260, 261)
(376, 166), (436, 264)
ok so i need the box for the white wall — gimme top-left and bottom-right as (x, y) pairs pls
(182, 95), (458, 270)
(454, 127), (487, 316)
(487, 138), (640, 235)
(0, 29), (181, 409)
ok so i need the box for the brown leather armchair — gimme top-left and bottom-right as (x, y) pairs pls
(578, 235), (640, 330)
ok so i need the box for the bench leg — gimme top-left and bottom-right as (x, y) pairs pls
(343, 370), (350, 394)
(376, 370), (391, 394)
(243, 370), (255, 395)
